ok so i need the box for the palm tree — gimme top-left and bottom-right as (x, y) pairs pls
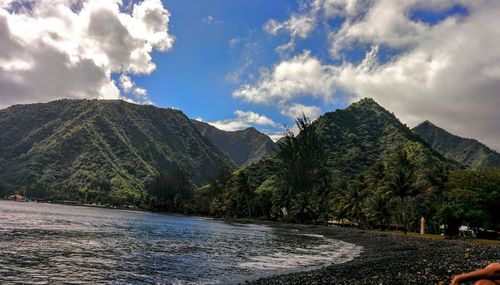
(339, 180), (368, 227)
(236, 171), (253, 218)
(365, 190), (392, 230)
(275, 113), (325, 222)
(385, 150), (418, 234)
(426, 162), (450, 203)
(365, 161), (386, 192)
(290, 192), (320, 224)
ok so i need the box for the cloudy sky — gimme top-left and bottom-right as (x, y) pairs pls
(0, 0), (499, 150)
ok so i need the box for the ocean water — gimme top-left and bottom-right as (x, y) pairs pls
(0, 200), (362, 284)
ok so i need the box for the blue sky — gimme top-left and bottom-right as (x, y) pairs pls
(140, 0), (332, 134)
(143, 0), (294, 119)
(1, 0), (499, 150)
(129, 0), (473, 139)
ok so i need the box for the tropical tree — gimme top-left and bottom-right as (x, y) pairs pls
(364, 189), (392, 230)
(438, 168), (500, 236)
(274, 114), (326, 223)
(411, 162), (451, 234)
(147, 167), (194, 212)
(223, 170), (256, 218)
(194, 168), (232, 215)
(364, 161), (386, 192)
(338, 179), (368, 227)
(289, 192), (320, 224)
(385, 150), (419, 234)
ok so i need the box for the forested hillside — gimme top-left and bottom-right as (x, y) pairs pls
(413, 120), (500, 168)
(230, 98), (451, 193)
(0, 100), (234, 203)
(1, 98), (498, 236)
(314, 98), (449, 176)
(192, 120), (276, 166)
(196, 98), (500, 237)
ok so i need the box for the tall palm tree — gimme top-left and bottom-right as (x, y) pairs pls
(385, 150), (418, 234)
(365, 190), (392, 230)
(339, 180), (368, 227)
(426, 162), (450, 203)
(275, 113), (325, 223)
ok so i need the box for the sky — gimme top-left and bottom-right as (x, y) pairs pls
(0, 0), (499, 151)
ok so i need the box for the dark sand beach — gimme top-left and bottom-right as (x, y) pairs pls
(248, 225), (499, 285)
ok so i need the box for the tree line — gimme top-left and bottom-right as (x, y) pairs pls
(4, 114), (496, 238)
(145, 115), (500, 237)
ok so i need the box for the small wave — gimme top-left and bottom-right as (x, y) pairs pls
(238, 239), (362, 271)
(298, 233), (324, 239)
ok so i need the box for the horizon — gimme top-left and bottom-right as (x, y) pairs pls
(0, 0), (499, 151)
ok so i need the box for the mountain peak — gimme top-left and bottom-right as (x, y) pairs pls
(416, 120), (438, 128)
(350, 97), (380, 107)
(314, 97), (447, 176)
(345, 98), (389, 114)
(413, 121), (500, 168)
(242, 126), (259, 133)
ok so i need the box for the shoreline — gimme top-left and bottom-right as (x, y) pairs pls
(245, 225), (500, 285)
(2, 200), (498, 284)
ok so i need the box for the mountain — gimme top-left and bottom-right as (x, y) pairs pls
(413, 120), (500, 168)
(312, 98), (449, 177)
(191, 120), (276, 166)
(238, 98), (451, 192)
(0, 99), (235, 201)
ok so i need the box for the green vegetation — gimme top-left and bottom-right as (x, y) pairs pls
(146, 167), (195, 213)
(1, 98), (498, 238)
(192, 120), (276, 166)
(0, 99), (234, 204)
(413, 120), (500, 168)
(438, 168), (500, 236)
(195, 99), (499, 237)
(272, 115), (330, 223)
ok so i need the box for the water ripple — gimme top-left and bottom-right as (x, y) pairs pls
(0, 201), (362, 284)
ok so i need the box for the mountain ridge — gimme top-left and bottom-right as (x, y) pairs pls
(191, 120), (276, 166)
(236, 98), (453, 195)
(413, 120), (500, 168)
(0, 99), (235, 202)
(311, 98), (450, 177)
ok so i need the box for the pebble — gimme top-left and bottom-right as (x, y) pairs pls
(244, 226), (500, 285)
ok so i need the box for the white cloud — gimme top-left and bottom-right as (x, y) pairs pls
(280, 103), (322, 121)
(228, 37), (240, 49)
(236, 0), (500, 150)
(120, 74), (135, 93)
(234, 110), (276, 126)
(275, 41), (296, 57)
(327, 0), (466, 57)
(267, 133), (285, 142)
(134, 87), (147, 97)
(233, 51), (338, 104)
(119, 73), (149, 101)
(321, 0), (370, 18)
(202, 15), (222, 25)
(225, 59), (253, 84)
(263, 3), (319, 55)
(264, 13), (316, 39)
(335, 2), (500, 150)
(207, 110), (277, 131)
(0, 0), (173, 108)
(226, 33), (260, 84)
